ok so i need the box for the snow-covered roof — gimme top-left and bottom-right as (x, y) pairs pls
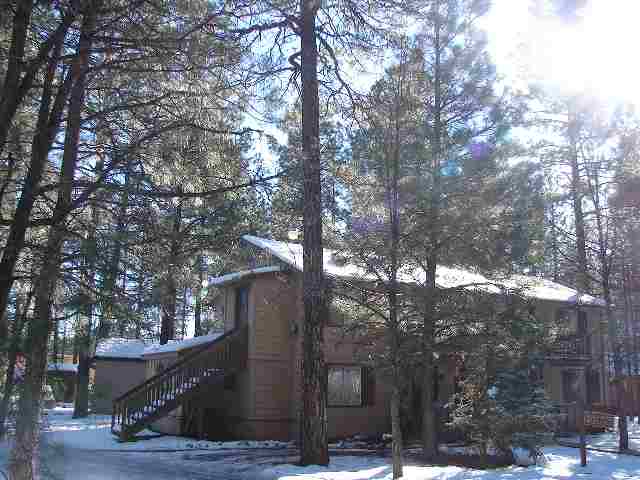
(95, 337), (147, 360)
(497, 274), (601, 306)
(241, 235), (605, 307)
(210, 266), (283, 286)
(142, 332), (224, 357)
(47, 363), (78, 373)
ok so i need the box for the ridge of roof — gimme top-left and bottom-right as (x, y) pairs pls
(241, 234), (605, 307)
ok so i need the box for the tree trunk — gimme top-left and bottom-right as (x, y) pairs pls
(0, 2), (78, 159)
(0, 0), (34, 157)
(194, 254), (204, 336)
(73, 350), (90, 418)
(423, 0), (442, 460)
(0, 294), (26, 439)
(422, 312), (438, 459)
(100, 167), (129, 338)
(8, 5), (96, 477)
(0, 29), (72, 325)
(390, 379), (403, 479)
(299, 0), (328, 466)
(74, 157), (100, 418)
(387, 60), (404, 478)
(568, 100), (589, 293)
(160, 202), (182, 345)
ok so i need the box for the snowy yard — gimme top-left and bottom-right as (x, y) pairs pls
(258, 449), (640, 480)
(1, 408), (640, 479)
(259, 424), (640, 480)
(561, 419), (640, 452)
(41, 406), (290, 451)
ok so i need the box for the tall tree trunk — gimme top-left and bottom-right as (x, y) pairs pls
(0, 29), (72, 326)
(390, 377), (403, 478)
(387, 59), (404, 478)
(194, 254), (204, 336)
(73, 351), (91, 418)
(74, 159), (101, 418)
(0, 293), (27, 439)
(8, 5), (96, 477)
(160, 202), (182, 345)
(100, 167), (129, 337)
(299, 0), (328, 466)
(0, 2), (78, 159)
(0, 0), (34, 157)
(422, 0), (442, 460)
(568, 100), (589, 293)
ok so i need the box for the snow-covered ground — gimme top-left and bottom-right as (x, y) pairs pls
(258, 447), (640, 480)
(3, 408), (640, 480)
(40, 406), (290, 451)
(562, 418), (640, 452)
(258, 422), (640, 480)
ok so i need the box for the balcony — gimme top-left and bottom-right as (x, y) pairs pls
(546, 334), (591, 363)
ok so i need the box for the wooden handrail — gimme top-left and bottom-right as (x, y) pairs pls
(113, 327), (242, 403)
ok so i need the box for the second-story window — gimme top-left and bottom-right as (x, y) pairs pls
(235, 286), (249, 328)
(578, 310), (587, 334)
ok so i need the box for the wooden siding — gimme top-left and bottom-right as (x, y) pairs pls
(93, 359), (146, 414)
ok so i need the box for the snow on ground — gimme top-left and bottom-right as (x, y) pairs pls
(5, 408), (640, 479)
(42, 407), (290, 452)
(561, 419), (640, 452)
(258, 447), (640, 480)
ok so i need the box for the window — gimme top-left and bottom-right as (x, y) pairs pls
(577, 310), (587, 334)
(562, 370), (580, 403)
(328, 366), (363, 407)
(586, 369), (601, 404)
(234, 286), (249, 328)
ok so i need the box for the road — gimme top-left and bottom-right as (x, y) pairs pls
(0, 440), (293, 480)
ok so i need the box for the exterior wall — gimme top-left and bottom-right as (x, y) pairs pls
(540, 301), (608, 409)
(139, 268), (613, 440)
(213, 271), (392, 441)
(287, 273), (391, 441)
(92, 359), (146, 414)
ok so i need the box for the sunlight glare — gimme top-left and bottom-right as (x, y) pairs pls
(485, 0), (640, 106)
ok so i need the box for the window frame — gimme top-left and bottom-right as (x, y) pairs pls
(327, 364), (364, 408)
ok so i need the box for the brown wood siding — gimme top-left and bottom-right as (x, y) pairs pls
(285, 272), (392, 440)
(247, 274), (297, 437)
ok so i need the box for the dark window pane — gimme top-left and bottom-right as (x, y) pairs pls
(328, 366), (362, 406)
(235, 286), (249, 327)
(562, 370), (579, 403)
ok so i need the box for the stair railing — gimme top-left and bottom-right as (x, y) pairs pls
(111, 326), (248, 436)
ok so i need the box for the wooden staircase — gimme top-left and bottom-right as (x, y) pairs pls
(111, 326), (248, 440)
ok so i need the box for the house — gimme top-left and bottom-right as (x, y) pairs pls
(109, 235), (612, 441)
(92, 338), (148, 414)
(46, 361), (78, 405)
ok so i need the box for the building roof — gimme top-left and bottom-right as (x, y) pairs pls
(210, 266), (283, 286)
(141, 332), (224, 357)
(96, 332), (226, 360)
(95, 337), (148, 360)
(240, 235), (605, 307)
(47, 363), (78, 373)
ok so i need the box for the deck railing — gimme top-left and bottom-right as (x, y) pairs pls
(547, 334), (591, 360)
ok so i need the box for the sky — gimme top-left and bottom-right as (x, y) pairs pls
(252, 0), (640, 168)
(484, 0), (640, 105)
